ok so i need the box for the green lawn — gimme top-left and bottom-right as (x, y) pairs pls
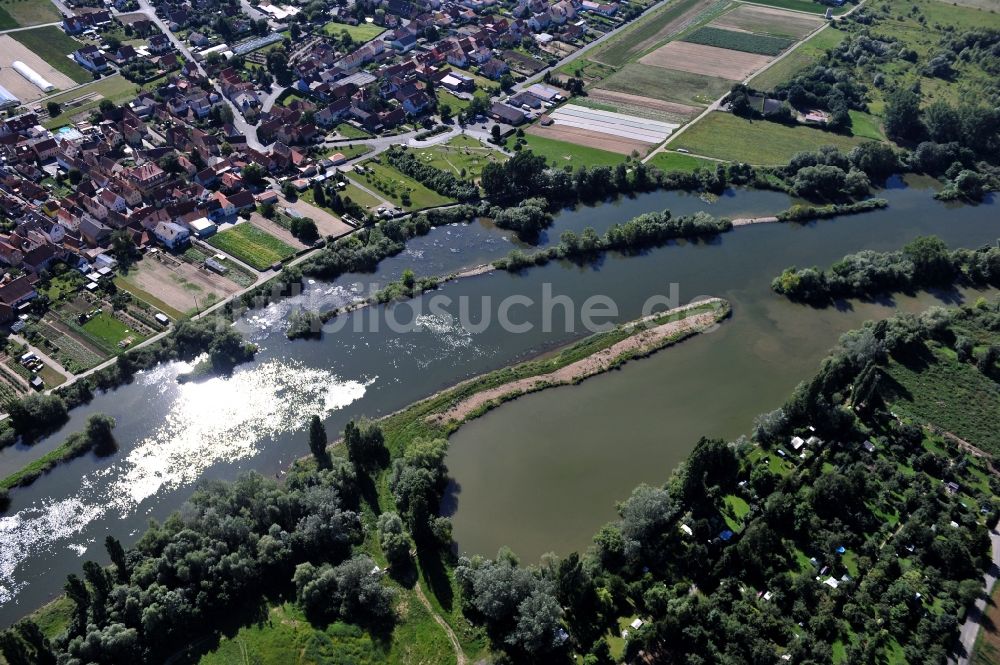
(848, 110), (884, 141)
(324, 143), (373, 161)
(11, 26), (92, 84)
(601, 63), (733, 107)
(43, 75), (140, 128)
(332, 122), (371, 139)
(207, 223), (297, 271)
(322, 20), (385, 42)
(749, 27), (847, 91)
(341, 181), (384, 211)
(511, 133), (628, 169)
(81, 311), (137, 349)
(671, 112), (871, 165)
(0, 0), (60, 28)
(648, 151), (718, 173)
(348, 161), (454, 211)
(413, 135), (507, 179)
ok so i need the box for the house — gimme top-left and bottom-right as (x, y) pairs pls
(188, 32), (210, 47)
(480, 58), (509, 80)
(187, 217), (217, 237)
(79, 216), (112, 246)
(153, 221), (190, 249)
(0, 275), (37, 322)
(148, 34), (172, 54)
(74, 46), (110, 74)
(129, 162), (168, 193)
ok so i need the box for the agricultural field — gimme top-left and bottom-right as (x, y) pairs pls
(555, 58), (617, 85)
(322, 21), (385, 42)
(884, 343), (1000, 456)
(590, 0), (718, 67)
(670, 112), (869, 164)
(681, 26), (794, 56)
(0, 34), (77, 103)
(639, 41), (774, 80)
(347, 161), (454, 211)
(0, 0), (60, 29)
(10, 26), (91, 84)
(743, 0), (851, 14)
(749, 26), (847, 91)
(601, 63), (733, 106)
(972, 582), (1000, 665)
(412, 135), (506, 180)
(648, 151), (718, 173)
(207, 223), (297, 271)
(708, 4), (825, 40)
(508, 132), (627, 168)
(527, 123), (651, 156)
(575, 91), (698, 125)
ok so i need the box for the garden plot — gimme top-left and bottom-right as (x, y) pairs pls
(585, 89), (700, 123)
(708, 5), (824, 40)
(547, 104), (679, 144)
(638, 41), (774, 80)
(681, 26), (794, 55)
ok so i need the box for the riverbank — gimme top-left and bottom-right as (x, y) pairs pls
(428, 298), (729, 426)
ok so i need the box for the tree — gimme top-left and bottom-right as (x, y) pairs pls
(105, 536), (129, 583)
(308, 415), (330, 468)
(377, 512), (411, 567)
(884, 88), (923, 141)
(903, 235), (953, 284)
(490, 124), (501, 143)
(46, 102), (61, 118)
(344, 420), (388, 474)
(110, 229), (140, 268)
(243, 163), (266, 189)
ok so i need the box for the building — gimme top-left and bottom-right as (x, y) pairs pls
(153, 221), (190, 249)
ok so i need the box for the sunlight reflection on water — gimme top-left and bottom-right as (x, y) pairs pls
(0, 358), (372, 604)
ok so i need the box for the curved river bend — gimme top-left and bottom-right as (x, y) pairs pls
(0, 178), (995, 624)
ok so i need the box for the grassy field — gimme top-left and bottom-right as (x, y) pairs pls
(207, 223), (297, 271)
(322, 20), (385, 42)
(671, 112), (869, 164)
(742, 0), (850, 14)
(601, 63), (732, 107)
(348, 161), (454, 211)
(509, 134), (626, 169)
(749, 26), (847, 91)
(848, 110), (884, 141)
(591, 0), (712, 67)
(198, 601), (456, 665)
(972, 582), (1000, 665)
(44, 75), (140, 129)
(413, 135), (506, 179)
(11, 26), (91, 84)
(648, 151), (718, 173)
(114, 275), (187, 320)
(325, 143), (373, 161)
(81, 312), (136, 349)
(682, 26), (793, 55)
(884, 343), (1000, 456)
(331, 122), (371, 139)
(0, 0), (59, 28)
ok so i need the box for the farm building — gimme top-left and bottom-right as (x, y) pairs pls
(12, 61), (55, 93)
(0, 85), (18, 110)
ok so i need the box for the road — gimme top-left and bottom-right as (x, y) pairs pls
(950, 519), (1000, 664)
(0, 21), (61, 34)
(132, 0), (265, 150)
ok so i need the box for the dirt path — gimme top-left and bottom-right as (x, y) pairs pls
(430, 301), (722, 425)
(414, 583), (467, 665)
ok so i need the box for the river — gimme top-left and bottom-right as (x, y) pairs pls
(0, 178), (995, 624)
